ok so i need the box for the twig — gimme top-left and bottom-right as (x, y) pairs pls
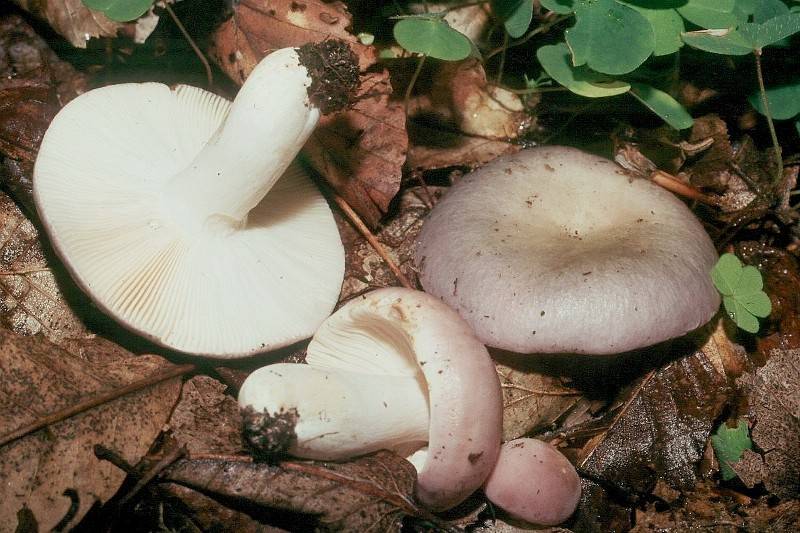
(187, 453), (253, 462)
(0, 364), (195, 448)
(118, 444), (187, 506)
(324, 185), (415, 289)
(164, 3), (213, 87)
(650, 170), (719, 206)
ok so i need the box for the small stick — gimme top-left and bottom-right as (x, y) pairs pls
(0, 363), (195, 448)
(164, 4), (214, 87)
(328, 189), (415, 289)
(118, 444), (187, 506)
(650, 170), (719, 206)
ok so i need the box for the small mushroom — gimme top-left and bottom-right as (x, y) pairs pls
(238, 287), (503, 511)
(33, 42), (359, 356)
(483, 438), (581, 526)
(414, 146), (720, 355)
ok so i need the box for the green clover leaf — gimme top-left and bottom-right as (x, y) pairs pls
(711, 253), (771, 333)
(711, 419), (753, 481)
(83, 0), (155, 22)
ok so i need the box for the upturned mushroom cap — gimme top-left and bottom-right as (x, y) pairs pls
(483, 438), (581, 526)
(415, 146), (720, 355)
(238, 287), (503, 511)
(33, 47), (348, 357)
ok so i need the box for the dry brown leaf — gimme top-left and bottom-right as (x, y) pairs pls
(577, 327), (732, 495)
(212, 0), (374, 84)
(164, 451), (422, 532)
(493, 354), (584, 442)
(211, 0), (406, 228)
(0, 330), (183, 531)
(11, 0), (124, 49)
(167, 375), (244, 456)
(733, 349), (800, 499)
(0, 191), (90, 347)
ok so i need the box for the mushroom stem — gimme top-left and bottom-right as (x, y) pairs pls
(164, 48), (320, 227)
(239, 364), (430, 460)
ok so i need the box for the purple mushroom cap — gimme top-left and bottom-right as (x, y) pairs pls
(415, 146), (720, 355)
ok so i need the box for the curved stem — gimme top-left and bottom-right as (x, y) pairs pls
(404, 54), (427, 118)
(485, 14), (569, 61)
(754, 50), (783, 185)
(165, 3), (213, 87)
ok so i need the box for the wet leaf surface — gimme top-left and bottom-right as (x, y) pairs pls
(0, 331), (182, 531)
(577, 326), (732, 495)
(163, 451), (421, 532)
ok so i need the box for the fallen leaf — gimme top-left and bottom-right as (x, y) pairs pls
(0, 191), (90, 347)
(11, 0), (124, 49)
(492, 352), (584, 442)
(163, 451), (422, 532)
(733, 349), (800, 499)
(577, 327), (732, 494)
(0, 330), (183, 531)
(305, 70), (407, 227)
(167, 375), (244, 456)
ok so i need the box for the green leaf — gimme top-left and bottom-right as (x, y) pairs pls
(753, 0), (790, 24)
(629, 82), (694, 129)
(677, 0), (738, 29)
(537, 43), (631, 97)
(748, 80), (800, 120)
(746, 12), (800, 48)
(565, 0), (655, 75)
(622, 3), (685, 56)
(712, 253), (771, 332)
(540, 0), (575, 14)
(393, 17), (473, 61)
(493, 0), (534, 39)
(711, 419), (753, 481)
(82, 0), (154, 21)
(681, 28), (755, 55)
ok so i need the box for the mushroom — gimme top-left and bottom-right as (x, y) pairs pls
(238, 287), (503, 511)
(482, 438), (581, 526)
(414, 146), (720, 355)
(33, 42), (359, 357)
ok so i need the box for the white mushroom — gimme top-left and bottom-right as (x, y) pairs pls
(33, 43), (359, 357)
(238, 287), (503, 511)
(415, 146), (720, 355)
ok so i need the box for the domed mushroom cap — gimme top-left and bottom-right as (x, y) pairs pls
(483, 438), (581, 526)
(415, 146), (720, 355)
(34, 50), (345, 357)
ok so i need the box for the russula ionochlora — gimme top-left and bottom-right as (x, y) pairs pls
(238, 287), (503, 511)
(483, 438), (581, 526)
(34, 42), (359, 357)
(415, 146), (720, 355)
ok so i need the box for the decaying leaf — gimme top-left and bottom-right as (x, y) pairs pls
(577, 326), (732, 494)
(492, 352), (584, 442)
(11, 0), (125, 49)
(163, 451), (422, 532)
(339, 186), (433, 300)
(732, 349), (800, 498)
(0, 191), (90, 347)
(167, 375), (244, 456)
(0, 330), (183, 531)
(305, 70), (407, 227)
